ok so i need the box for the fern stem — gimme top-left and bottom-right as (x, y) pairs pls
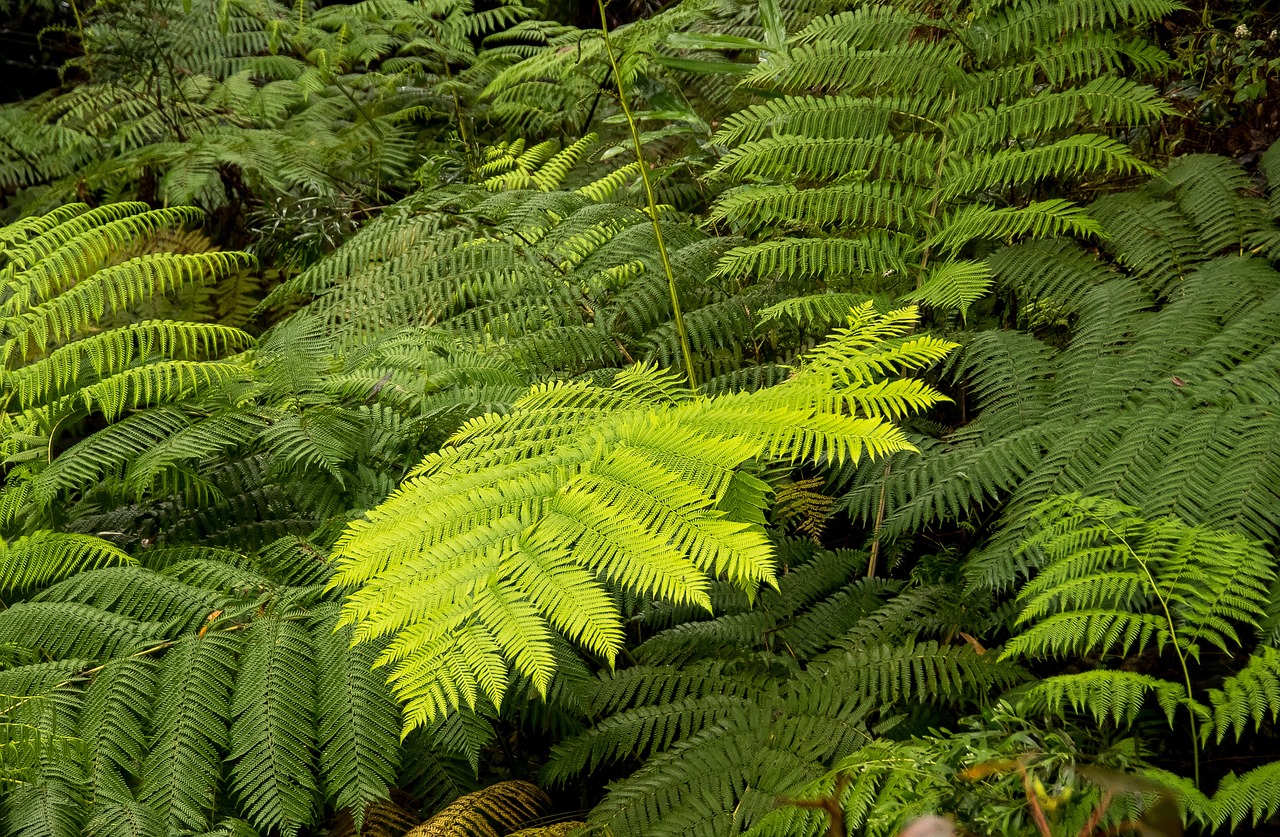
(1091, 511), (1201, 789)
(67, 0), (85, 50)
(442, 60), (471, 150)
(867, 462), (891, 578)
(595, 0), (698, 391)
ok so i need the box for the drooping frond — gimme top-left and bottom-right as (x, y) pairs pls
(139, 633), (242, 832)
(406, 781), (549, 837)
(1004, 494), (1274, 663)
(1024, 670), (1190, 727)
(1206, 646), (1280, 744)
(0, 537), (463, 836)
(227, 617), (320, 837)
(313, 607), (403, 833)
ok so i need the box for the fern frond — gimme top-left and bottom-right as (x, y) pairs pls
(947, 76), (1176, 154)
(928, 199), (1102, 255)
(711, 182), (929, 236)
(139, 633), (242, 832)
(939, 135), (1153, 200)
(407, 781), (549, 837)
(902, 259), (993, 319)
(712, 234), (912, 284)
(0, 532), (133, 594)
(80, 659), (159, 806)
(1024, 670), (1190, 726)
(33, 566), (224, 632)
(227, 617), (319, 836)
(1209, 760), (1280, 830)
(0, 602), (169, 661)
(1, 321), (253, 410)
(1206, 646), (1280, 744)
(313, 609), (401, 832)
(827, 640), (1026, 707)
(333, 310), (948, 727)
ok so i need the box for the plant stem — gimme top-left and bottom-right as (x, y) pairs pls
(595, 0), (698, 392)
(867, 462), (891, 578)
(1092, 511), (1201, 789)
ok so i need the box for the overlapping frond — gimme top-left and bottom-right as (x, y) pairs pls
(840, 152), (1280, 588)
(0, 534), (483, 836)
(0, 532), (133, 594)
(703, 0), (1170, 316)
(0, 204), (254, 484)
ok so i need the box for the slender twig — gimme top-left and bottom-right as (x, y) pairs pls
(595, 0), (698, 391)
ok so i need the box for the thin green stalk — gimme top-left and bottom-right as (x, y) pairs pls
(595, 0), (698, 391)
(1092, 512), (1201, 789)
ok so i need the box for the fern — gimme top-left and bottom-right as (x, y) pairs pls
(408, 781), (549, 837)
(1209, 761), (1280, 830)
(0, 537), (484, 835)
(1206, 646), (1280, 745)
(541, 536), (1019, 836)
(0, 0), (531, 221)
(1004, 494), (1277, 786)
(702, 0), (1174, 316)
(332, 307), (952, 727)
(0, 532), (133, 594)
(841, 152), (1280, 586)
(0, 204), (254, 476)
(138, 632), (242, 832)
(227, 617), (320, 836)
(1024, 670), (1190, 727)
(313, 608), (403, 833)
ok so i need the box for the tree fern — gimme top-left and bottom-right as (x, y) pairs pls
(79, 658), (159, 808)
(313, 607), (403, 833)
(0, 204), (254, 474)
(332, 306), (952, 727)
(535, 534), (1021, 837)
(840, 152), (1280, 587)
(1209, 761), (1280, 830)
(701, 0), (1175, 316)
(0, 536), (484, 835)
(1023, 670), (1189, 728)
(1205, 646), (1280, 745)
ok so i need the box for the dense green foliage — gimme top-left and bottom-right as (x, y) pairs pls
(2, 0), (1280, 835)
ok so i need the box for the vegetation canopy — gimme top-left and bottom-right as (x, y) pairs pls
(1, 0), (1279, 835)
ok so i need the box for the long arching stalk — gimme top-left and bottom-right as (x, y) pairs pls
(595, 0), (698, 391)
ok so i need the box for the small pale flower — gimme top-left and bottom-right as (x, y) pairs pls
(1234, 23), (1250, 38)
